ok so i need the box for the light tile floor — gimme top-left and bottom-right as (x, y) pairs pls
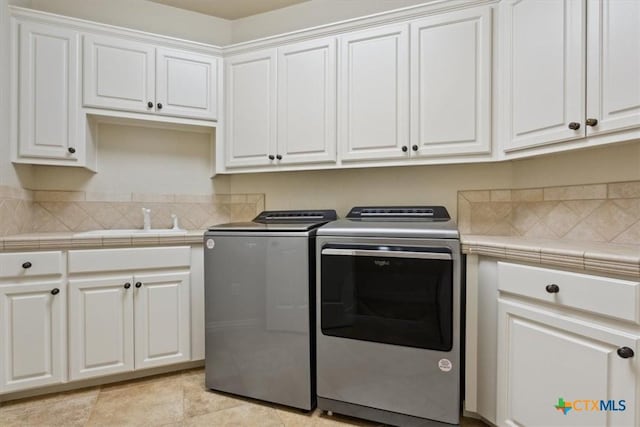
(0, 369), (489, 426)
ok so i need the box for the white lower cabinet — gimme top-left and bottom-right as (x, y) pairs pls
(68, 276), (134, 380)
(134, 272), (191, 369)
(0, 281), (65, 393)
(497, 299), (638, 427)
(69, 271), (190, 381)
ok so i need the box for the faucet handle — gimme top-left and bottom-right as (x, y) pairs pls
(171, 214), (180, 230)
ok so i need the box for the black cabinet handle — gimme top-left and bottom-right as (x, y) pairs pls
(51, 288), (60, 295)
(68, 147), (76, 154)
(268, 155), (275, 160)
(22, 262), (32, 269)
(135, 282), (142, 288)
(617, 347), (634, 359)
(585, 118), (598, 127)
(124, 283), (131, 289)
(545, 284), (560, 293)
(276, 154), (282, 160)
(147, 101), (153, 108)
(568, 122), (581, 130)
(401, 146), (408, 152)
(412, 145), (418, 151)
(157, 103), (163, 110)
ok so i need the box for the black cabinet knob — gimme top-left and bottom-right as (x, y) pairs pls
(401, 146), (408, 152)
(22, 262), (32, 269)
(585, 118), (598, 127)
(147, 101), (153, 108)
(124, 283), (131, 289)
(412, 145), (418, 151)
(157, 103), (163, 110)
(68, 147), (76, 154)
(568, 122), (581, 130)
(617, 347), (634, 359)
(51, 288), (60, 295)
(545, 284), (560, 293)
(135, 282), (142, 288)
(268, 155), (275, 160)
(276, 154), (282, 160)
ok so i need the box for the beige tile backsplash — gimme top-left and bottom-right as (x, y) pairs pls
(458, 181), (640, 244)
(0, 186), (264, 236)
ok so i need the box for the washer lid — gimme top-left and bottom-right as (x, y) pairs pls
(207, 209), (337, 232)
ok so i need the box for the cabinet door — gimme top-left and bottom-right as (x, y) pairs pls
(497, 300), (638, 427)
(156, 48), (219, 121)
(587, 0), (640, 136)
(225, 49), (277, 168)
(277, 38), (336, 165)
(339, 24), (409, 162)
(499, 0), (586, 152)
(411, 7), (492, 157)
(17, 21), (79, 161)
(68, 276), (134, 380)
(83, 34), (155, 113)
(0, 282), (65, 393)
(134, 272), (190, 369)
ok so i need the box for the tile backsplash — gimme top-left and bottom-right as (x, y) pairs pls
(458, 181), (640, 244)
(0, 186), (264, 236)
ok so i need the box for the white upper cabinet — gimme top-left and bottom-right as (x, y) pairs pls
(586, 0), (640, 136)
(225, 49), (278, 168)
(499, 0), (586, 152)
(84, 34), (219, 121)
(83, 34), (155, 114)
(411, 6), (492, 157)
(338, 25), (409, 162)
(156, 48), (219, 120)
(277, 38), (337, 165)
(16, 21), (80, 163)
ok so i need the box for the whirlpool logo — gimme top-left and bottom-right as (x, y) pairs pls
(555, 397), (627, 415)
(374, 260), (390, 267)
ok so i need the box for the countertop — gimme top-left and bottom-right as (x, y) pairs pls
(461, 235), (640, 278)
(0, 230), (206, 251)
(1, 230), (638, 278)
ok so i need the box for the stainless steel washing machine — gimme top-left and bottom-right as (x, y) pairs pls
(316, 206), (462, 426)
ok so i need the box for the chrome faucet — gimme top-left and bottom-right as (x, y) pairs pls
(171, 214), (180, 230)
(142, 208), (151, 231)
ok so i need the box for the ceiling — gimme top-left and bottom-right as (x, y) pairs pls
(147, 0), (311, 20)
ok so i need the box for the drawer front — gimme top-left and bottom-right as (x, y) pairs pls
(0, 252), (63, 279)
(498, 262), (640, 323)
(68, 246), (190, 273)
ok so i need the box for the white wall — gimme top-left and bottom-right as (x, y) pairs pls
(23, 0), (232, 45)
(229, 141), (640, 218)
(231, 0), (430, 43)
(29, 123), (230, 195)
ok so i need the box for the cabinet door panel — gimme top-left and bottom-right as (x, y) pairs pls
(497, 300), (638, 427)
(500, 0), (586, 151)
(156, 48), (219, 120)
(69, 276), (134, 380)
(339, 25), (409, 161)
(587, 0), (640, 136)
(134, 272), (190, 369)
(411, 7), (492, 156)
(277, 38), (336, 165)
(0, 282), (65, 393)
(225, 50), (277, 168)
(18, 21), (79, 161)
(83, 34), (155, 113)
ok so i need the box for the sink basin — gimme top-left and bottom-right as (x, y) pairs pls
(77, 229), (188, 236)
